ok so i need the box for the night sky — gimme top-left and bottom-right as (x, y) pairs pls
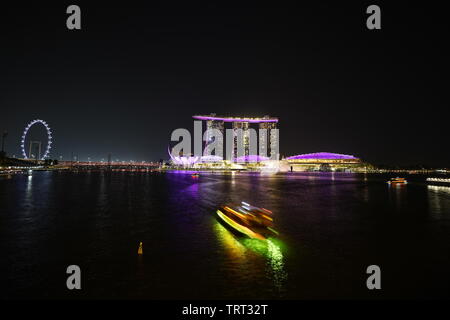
(1, 2), (448, 166)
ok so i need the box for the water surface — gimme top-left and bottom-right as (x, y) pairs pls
(1, 171), (449, 299)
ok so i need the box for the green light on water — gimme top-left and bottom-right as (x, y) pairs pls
(241, 238), (267, 255)
(213, 220), (288, 293)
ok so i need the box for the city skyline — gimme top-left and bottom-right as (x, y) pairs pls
(1, 3), (448, 166)
(2, 112), (448, 168)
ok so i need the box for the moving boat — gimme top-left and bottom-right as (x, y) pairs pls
(191, 173), (200, 178)
(387, 177), (407, 185)
(216, 202), (278, 240)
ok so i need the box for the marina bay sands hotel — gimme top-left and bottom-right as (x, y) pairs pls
(192, 114), (279, 161)
(170, 114), (363, 172)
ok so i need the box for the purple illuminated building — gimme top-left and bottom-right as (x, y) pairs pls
(284, 152), (362, 172)
(286, 152), (358, 160)
(170, 155), (200, 166)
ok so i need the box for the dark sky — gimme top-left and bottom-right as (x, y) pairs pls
(1, 2), (448, 166)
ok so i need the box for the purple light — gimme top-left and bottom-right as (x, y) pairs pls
(286, 152), (358, 160)
(171, 156), (199, 166)
(234, 155), (270, 162)
(168, 147), (200, 166)
(185, 157), (198, 165)
(167, 170), (203, 175)
(200, 155), (223, 162)
(193, 115), (278, 123)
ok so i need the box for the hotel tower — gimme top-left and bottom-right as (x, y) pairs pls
(193, 114), (279, 161)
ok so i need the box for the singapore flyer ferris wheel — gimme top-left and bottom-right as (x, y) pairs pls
(21, 119), (53, 160)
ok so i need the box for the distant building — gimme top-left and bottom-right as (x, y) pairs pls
(282, 152), (362, 172)
(259, 121), (278, 161)
(231, 121), (250, 158)
(171, 116), (364, 173)
(193, 114), (279, 161)
(204, 116), (224, 157)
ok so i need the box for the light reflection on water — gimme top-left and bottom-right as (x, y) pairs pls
(26, 175), (33, 202)
(427, 185), (450, 218)
(1, 171), (450, 299)
(213, 221), (288, 295)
